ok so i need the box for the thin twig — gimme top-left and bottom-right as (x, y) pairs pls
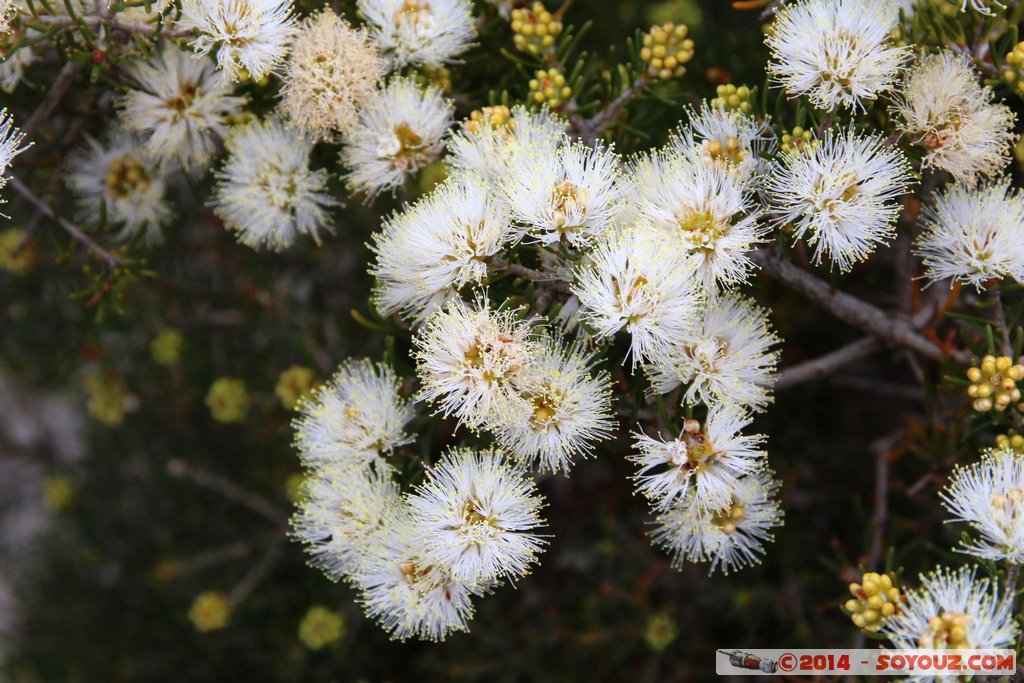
(166, 458), (287, 527)
(867, 434), (897, 569)
(992, 289), (1013, 358)
(26, 13), (193, 39)
(21, 61), (82, 139)
(753, 249), (968, 363)
(228, 537), (285, 606)
(7, 175), (119, 268)
(775, 337), (883, 391)
(573, 74), (652, 145)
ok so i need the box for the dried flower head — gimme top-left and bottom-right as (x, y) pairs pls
(279, 9), (386, 141)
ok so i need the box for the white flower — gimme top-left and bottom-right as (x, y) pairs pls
(0, 31), (38, 93)
(446, 105), (567, 186)
(892, 51), (1015, 186)
(915, 179), (1024, 290)
(370, 174), (517, 324)
(292, 465), (401, 581)
(961, 0), (1004, 15)
(766, 0), (908, 111)
(341, 77), (452, 199)
(940, 447), (1024, 563)
(118, 44), (246, 172)
(490, 337), (615, 474)
(292, 358), (414, 470)
(0, 0), (14, 35)
(883, 565), (1018, 653)
(502, 140), (626, 249)
(278, 9), (386, 141)
(669, 103), (775, 186)
(630, 150), (768, 292)
(651, 468), (783, 575)
(353, 510), (484, 641)
(358, 0), (476, 69)
(765, 128), (914, 271)
(630, 403), (766, 513)
(648, 293), (780, 413)
(0, 108), (29, 203)
(66, 132), (173, 245)
(179, 0), (297, 81)
(407, 447), (546, 583)
(414, 298), (538, 428)
(211, 117), (338, 250)
(572, 226), (704, 367)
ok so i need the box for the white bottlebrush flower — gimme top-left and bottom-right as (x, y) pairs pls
(0, 0), (14, 35)
(0, 107), (28, 186)
(670, 103), (775, 186)
(341, 77), (452, 199)
(370, 174), (517, 324)
(292, 465), (401, 581)
(766, 0), (908, 111)
(353, 511), (484, 641)
(630, 403), (766, 513)
(414, 299), (537, 428)
(648, 293), (780, 413)
(118, 44), (246, 172)
(293, 358), (414, 470)
(179, 0), (297, 81)
(765, 128), (914, 271)
(883, 565), (1018, 652)
(502, 140), (626, 249)
(572, 226), (704, 367)
(892, 51), (1015, 186)
(358, 0), (476, 69)
(278, 9), (386, 141)
(447, 105), (567, 186)
(940, 447), (1024, 563)
(407, 447), (547, 583)
(915, 179), (1024, 290)
(630, 149), (768, 292)
(211, 117), (338, 250)
(490, 337), (616, 474)
(66, 132), (173, 245)
(651, 468), (783, 575)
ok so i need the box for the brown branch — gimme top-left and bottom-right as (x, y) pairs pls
(26, 13), (193, 39)
(166, 458), (287, 527)
(753, 249), (968, 363)
(21, 61), (82, 139)
(775, 337), (883, 391)
(7, 174), (119, 268)
(993, 289), (1013, 358)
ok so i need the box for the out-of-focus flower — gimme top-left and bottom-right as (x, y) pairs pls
(85, 371), (128, 426)
(205, 377), (249, 424)
(0, 227), (36, 274)
(42, 476), (76, 512)
(118, 44), (246, 172)
(298, 606), (345, 650)
(211, 118), (338, 251)
(188, 591), (231, 632)
(275, 365), (317, 410)
(66, 132), (173, 245)
(150, 329), (184, 366)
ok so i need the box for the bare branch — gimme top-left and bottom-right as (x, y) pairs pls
(7, 174), (120, 268)
(775, 337), (883, 391)
(21, 61), (82, 139)
(573, 73), (652, 145)
(753, 249), (968, 363)
(166, 458), (287, 527)
(26, 13), (193, 39)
